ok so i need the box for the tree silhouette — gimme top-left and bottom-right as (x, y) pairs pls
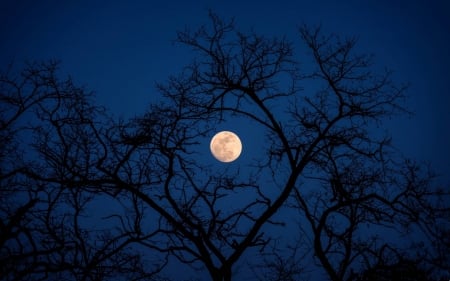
(0, 62), (167, 280)
(1, 14), (449, 281)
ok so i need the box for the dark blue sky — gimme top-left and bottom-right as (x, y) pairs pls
(1, 1), (449, 278)
(2, 1), (449, 182)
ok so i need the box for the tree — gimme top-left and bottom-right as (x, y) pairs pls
(1, 13), (448, 281)
(0, 61), (167, 280)
(288, 29), (450, 280)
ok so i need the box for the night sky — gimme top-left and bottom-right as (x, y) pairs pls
(1, 1), (449, 179)
(1, 0), (449, 279)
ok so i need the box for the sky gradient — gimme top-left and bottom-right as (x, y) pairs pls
(1, 1), (449, 279)
(2, 1), (448, 182)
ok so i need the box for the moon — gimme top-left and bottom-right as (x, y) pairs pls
(210, 131), (242, 163)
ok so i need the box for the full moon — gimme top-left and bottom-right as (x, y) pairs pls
(210, 131), (242, 163)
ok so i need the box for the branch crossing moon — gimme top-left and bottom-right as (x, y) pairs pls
(210, 131), (242, 163)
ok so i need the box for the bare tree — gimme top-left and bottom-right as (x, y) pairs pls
(98, 14), (448, 280)
(1, 13), (448, 281)
(288, 27), (450, 281)
(0, 62), (167, 280)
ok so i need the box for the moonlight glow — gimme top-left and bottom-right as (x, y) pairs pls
(210, 131), (242, 163)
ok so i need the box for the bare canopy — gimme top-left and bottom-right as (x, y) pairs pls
(1, 13), (449, 281)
